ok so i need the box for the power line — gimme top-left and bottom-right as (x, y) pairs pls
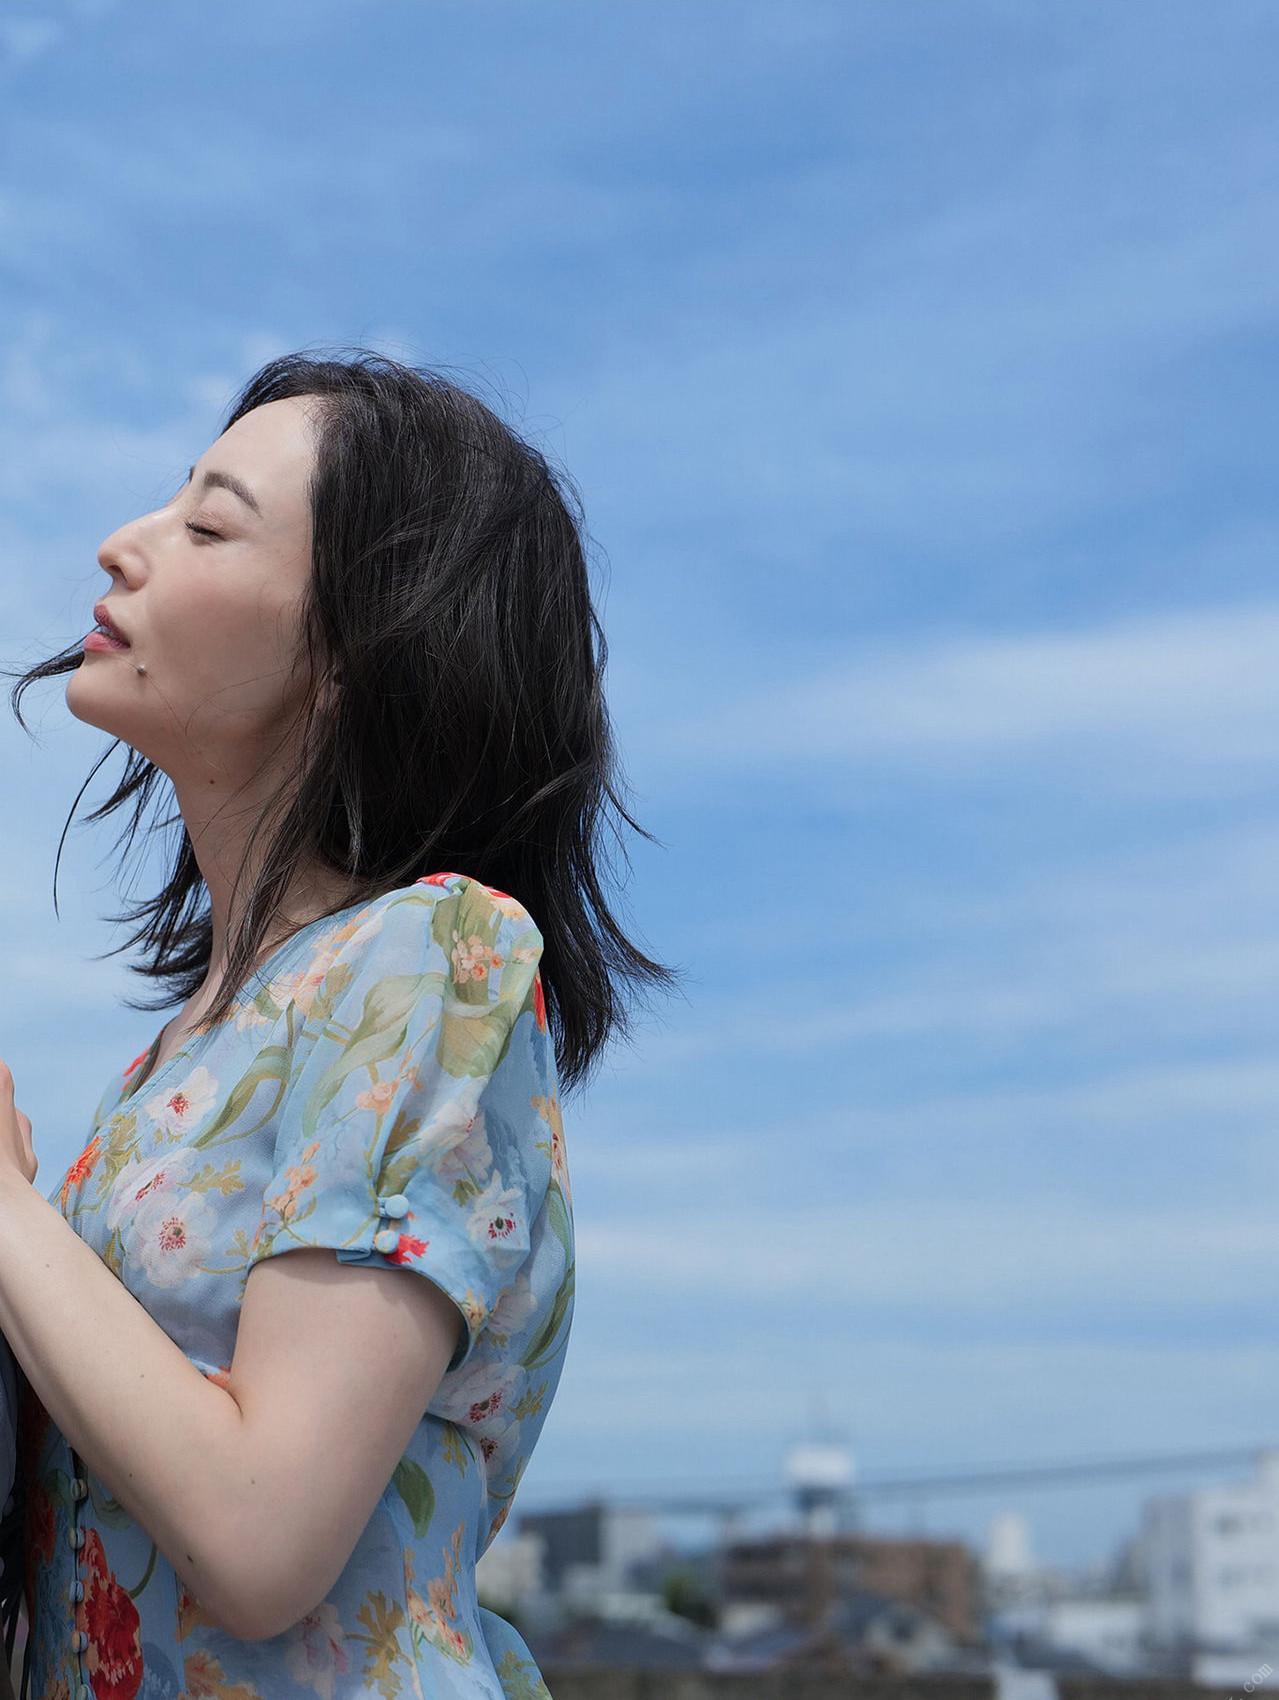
(515, 1441), (1274, 1513)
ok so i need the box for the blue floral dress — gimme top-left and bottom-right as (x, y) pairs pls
(19, 871), (574, 1700)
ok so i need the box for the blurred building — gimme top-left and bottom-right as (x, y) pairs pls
(516, 1499), (666, 1600)
(706, 1585), (964, 1677)
(476, 1527), (546, 1612)
(1139, 1447), (1279, 1687)
(991, 1594), (1147, 1675)
(719, 1531), (982, 1643)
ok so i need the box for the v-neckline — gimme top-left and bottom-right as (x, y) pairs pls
(118, 897), (373, 1106)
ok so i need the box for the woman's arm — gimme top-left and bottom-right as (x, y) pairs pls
(0, 1069), (461, 1642)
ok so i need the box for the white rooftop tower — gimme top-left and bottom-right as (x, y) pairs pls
(985, 1509), (1035, 1583)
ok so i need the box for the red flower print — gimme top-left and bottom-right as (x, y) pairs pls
(135, 1169), (170, 1204)
(386, 1234), (429, 1265)
(416, 872), (461, 888)
(467, 1387), (505, 1425)
(532, 970), (546, 1032)
(59, 1134), (103, 1208)
(81, 1527), (143, 1700)
(122, 1048), (150, 1079)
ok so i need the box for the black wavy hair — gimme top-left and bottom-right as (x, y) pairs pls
(5, 346), (683, 1093)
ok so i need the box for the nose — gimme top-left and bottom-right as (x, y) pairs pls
(97, 506), (158, 582)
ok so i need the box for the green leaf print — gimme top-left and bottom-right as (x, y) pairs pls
(543, 1178), (572, 1261)
(351, 1590), (408, 1700)
(522, 1261), (574, 1371)
(100, 1226), (126, 1279)
(305, 957), (354, 1027)
(303, 971), (440, 1139)
(375, 1104), (424, 1197)
(436, 1000), (522, 1078)
(187, 1158), (244, 1198)
(495, 1647), (553, 1700)
(192, 1043), (294, 1148)
(390, 1455), (436, 1536)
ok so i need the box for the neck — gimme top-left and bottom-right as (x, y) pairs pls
(171, 765), (354, 981)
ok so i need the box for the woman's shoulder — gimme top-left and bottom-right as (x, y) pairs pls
(335, 870), (539, 937)
(287, 871), (546, 1054)
(315, 871), (543, 980)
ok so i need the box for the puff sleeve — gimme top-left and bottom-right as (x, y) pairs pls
(244, 875), (551, 1377)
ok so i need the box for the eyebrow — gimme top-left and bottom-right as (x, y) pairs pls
(186, 464), (263, 520)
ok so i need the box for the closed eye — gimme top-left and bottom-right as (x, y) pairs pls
(185, 521), (222, 541)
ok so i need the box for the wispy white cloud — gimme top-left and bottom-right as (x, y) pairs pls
(575, 1195), (1272, 1315)
(627, 601), (1279, 799)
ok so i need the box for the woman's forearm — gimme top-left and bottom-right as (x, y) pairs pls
(0, 1179), (250, 1633)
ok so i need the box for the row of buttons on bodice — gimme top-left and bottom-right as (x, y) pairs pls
(65, 1448), (89, 1699)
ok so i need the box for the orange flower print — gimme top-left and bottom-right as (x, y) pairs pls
(122, 1047), (150, 1080)
(384, 1233), (429, 1265)
(182, 1645), (264, 1697)
(264, 1140), (321, 1222)
(450, 930), (504, 986)
(407, 1522), (473, 1664)
(175, 1579), (224, 1641)
(58, 1133), (103, 1208)
(81, 1526), (143, 1700)
(354, 1076), (402, 1116)
(487, 1501), (512, 1543)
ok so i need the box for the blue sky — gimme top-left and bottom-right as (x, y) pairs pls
(0, 0), (1276, 1574)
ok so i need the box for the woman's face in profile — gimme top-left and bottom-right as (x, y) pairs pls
(66, 394), (322, 786)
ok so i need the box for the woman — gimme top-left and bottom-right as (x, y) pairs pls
(0, 351), (679, 1700)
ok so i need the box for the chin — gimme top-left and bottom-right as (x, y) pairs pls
(65, 662), (128, 737)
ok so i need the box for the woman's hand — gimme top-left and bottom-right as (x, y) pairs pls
(0, 1062), (37, 1193)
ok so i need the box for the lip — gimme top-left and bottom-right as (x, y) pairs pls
(90, 602), (131, 647)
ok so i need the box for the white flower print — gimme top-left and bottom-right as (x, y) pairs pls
(41, 878), (572, 1700)
(105, 1146), (199, 1235)
(430, 1353), (522, 1436)
(466, 1170), (525, 1259)
(474, 1405), (525, 1488)
(129, 1186), (218, 1289)
(485, 1269), (538, 1345)
(424, 1087), (494, 1184)
(284, 1599), (350, 1699)
(143, 1063), (219, 1140)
